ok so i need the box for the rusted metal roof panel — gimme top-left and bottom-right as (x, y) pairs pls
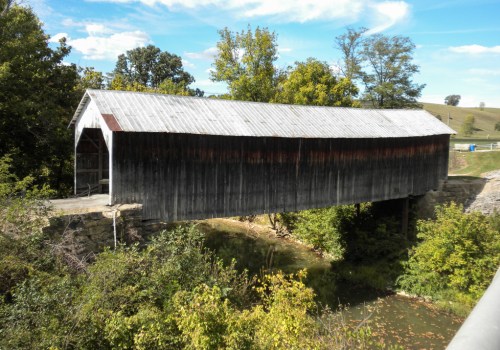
(71, 89), (455, 138)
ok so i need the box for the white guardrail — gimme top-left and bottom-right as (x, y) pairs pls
(446, 267), (500, 349)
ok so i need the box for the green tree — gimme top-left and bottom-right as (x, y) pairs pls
(0, 3), (80, 194)
(273, 58), (359, 107)
(399, 203), (500, 308)
(113, 45), (194, 88)
(360, 33), (425, 108)
(334, 27), (367, 82)
(0, 0), (13, 17)
(77, 66), (105, 90)
(495, 121), (500, 131)
(444, 94), (461, 106)
(460, 114), (475, 136)
(211, 26), (279, 102)
(479, 101), (485, 110)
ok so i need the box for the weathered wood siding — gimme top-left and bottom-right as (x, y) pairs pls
(111, 133), (449, 221)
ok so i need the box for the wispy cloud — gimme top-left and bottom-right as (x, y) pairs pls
(449, 44), (500, 54)
(90, 0), (409, 31)
(468, 68), (500, 76)
(182, 59), (196, 68)
(52, 22), (151, 60)
(184, 47), (218, 61)
(365, 1), (410, 34)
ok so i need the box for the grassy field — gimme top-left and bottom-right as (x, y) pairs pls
(422, 103), (500, 139)
(449, 150), (500, 176)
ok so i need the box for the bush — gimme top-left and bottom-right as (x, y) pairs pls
(398, 203), (500, 309)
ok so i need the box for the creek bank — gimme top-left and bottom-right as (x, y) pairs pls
(200, 217), (463, 349)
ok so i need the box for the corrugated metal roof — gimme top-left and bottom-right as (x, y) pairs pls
(71, 89), (455, 138)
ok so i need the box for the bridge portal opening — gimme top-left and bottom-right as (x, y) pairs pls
(75, 128), (109, 195)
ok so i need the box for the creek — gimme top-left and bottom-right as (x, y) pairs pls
(199, 219), (463, 349)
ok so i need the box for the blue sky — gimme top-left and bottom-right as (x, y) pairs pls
(31, 0), (500, 107)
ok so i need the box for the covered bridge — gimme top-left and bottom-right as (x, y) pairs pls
(71, 89), (454, 221)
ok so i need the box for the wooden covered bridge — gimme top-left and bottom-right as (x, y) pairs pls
(71, 89), (454, 221)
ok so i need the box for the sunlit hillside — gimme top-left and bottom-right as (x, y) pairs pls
(422, 103), (500, 139)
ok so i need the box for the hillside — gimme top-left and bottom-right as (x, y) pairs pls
(422, 103), (500, 139)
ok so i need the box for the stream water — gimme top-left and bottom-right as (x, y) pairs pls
(199, 219), (463, 349)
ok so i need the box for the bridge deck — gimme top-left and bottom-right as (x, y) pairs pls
(49, 194), (141, 215)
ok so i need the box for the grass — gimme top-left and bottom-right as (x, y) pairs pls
(449, 150), (500, 176)
(422, 103), (500, 138)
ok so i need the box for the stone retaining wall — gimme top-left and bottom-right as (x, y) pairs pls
(415, 177), (486, 219)
(43, 204), (170, 259)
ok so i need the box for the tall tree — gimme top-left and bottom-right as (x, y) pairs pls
(112, 45), (194, 89)
(77, 67), (105, 91)
(444, 94), (461, 106)
(0, 3), (80, 194)
(211, 26), (279, 102)
(334, 27), (367, 82)
(273, 58), (359, 107)
(360, 34), (425, 108)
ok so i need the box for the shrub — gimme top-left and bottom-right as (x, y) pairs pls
(398, 203), (500, 308)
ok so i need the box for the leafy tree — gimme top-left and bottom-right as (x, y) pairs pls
(479, 101), (485, 110)
(211, 26), (279, 102)
(360, 34), (425, 108)
(0, 0), (13, 17)
(273, 58), (359, 107)
(399, 203), (500, 309)
(0, 3), (80, 194)
(334, 27), (367, 82)
(495, 121), (500, 131)
(77, 66), (105, 90)
(444, 94), (461, 106)
(111, 45), (202, 97)
(459, 114), (475, 136)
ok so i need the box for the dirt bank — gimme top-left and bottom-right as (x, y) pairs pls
(465, 170), (500, 215)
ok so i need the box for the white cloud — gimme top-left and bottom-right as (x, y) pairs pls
(365, 1), (410, 34)
(449, 45), (500, 54)
(182, 59), (196, 68)
(184, 47), (218, 60)
(85, 23), (113, 36)
(279, 47), (293, 53)
(66, 24), (151, 60)
(239, 0), (365, 22)
(49, 32), (69, 43)
(91, 0), (408, 28)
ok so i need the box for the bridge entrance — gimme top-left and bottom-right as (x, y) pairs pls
(75, 128), (109, 195)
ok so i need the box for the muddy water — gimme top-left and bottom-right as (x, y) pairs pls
(200, 219), (463, 349)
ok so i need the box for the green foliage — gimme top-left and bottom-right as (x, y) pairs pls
(360, 34), (425, 108)
(77, 66), (105, 90)
(459, 114), (475, 136)
(211, 25), (279, 102)
(273, 58), (359, 107)
(398, 203), (500, 308)
(334, 27), (367, 82)
(110, 73), (199, 96)
(445, 94), (461, 106)
(113, 45), (194, 88)
(494, 121), (500, 131)
(335, 27), (424, 108)
(280, 203), (406, 264)
(0, 4), (80, 194)
(287, 207), (345, 258)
